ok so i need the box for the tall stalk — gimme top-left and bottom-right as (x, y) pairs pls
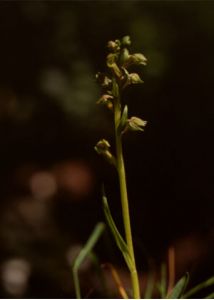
(95, 36), (147, 298)
(114, 95), (140, 298)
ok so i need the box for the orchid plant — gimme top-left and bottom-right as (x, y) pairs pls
(72, 36), (214, 299)
(95, 36), (147, 298)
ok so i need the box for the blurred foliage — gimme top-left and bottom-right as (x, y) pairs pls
(0, 1), (213, 298)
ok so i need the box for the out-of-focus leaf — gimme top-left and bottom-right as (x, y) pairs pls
(157, 264), (167, 298)
(183, 276), (214, 299)
(205, 292), (214, 299)
(167, 273), (189, 299)
(72, 222), (105, 299)
(144, 273), (155, 299)
(102, 263), (129, 299)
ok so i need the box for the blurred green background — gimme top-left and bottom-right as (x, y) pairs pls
(0, 1), (213, 298)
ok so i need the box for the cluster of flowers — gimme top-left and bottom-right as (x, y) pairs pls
(95, 36), (147, 164)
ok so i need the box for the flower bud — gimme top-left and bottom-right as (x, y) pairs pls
(96, 72), (112, 88)
(119, 48), (130, 66)
(94, 139), (116, 166)
(126, 117), (147, 132)
(95, 139), (111, 154)
(129, 73), (143, 84)
(97, 94), (113, 109)
(107, 40), (120, 52)
(121, 36), (131, 47)
(124, 53), (147, 67)
(121, 70), (143, 89)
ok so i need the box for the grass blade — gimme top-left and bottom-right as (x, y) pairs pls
(102, 190), (134, 272)
(102, 263), (129, 299)
(158, 263), (167, 298)
(144, 273), (155, 299)
(183, 276), (214, 299)
(89, 251), (109, 298)
(167, 246), (175, 294)
(72, 222), (105, 299)
(167, 273), (189, 299)
(204, 292), (214, 299)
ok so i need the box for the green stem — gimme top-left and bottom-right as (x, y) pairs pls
(114, 95), (140, 299)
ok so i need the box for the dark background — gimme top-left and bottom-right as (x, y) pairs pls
(0, 1), (213, 298)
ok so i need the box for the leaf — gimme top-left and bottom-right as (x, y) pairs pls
(157, 264), (167, 298)
(102, 263), (129, 299)
(205, 292), (214, 299)
(144, 273), (155, 299)
(167, 273), (189, 299)
(72, 222), (105, 299)
(183, 276), (214, 299)
(102, 188), (134, 272)
(118, 105), (128, 134)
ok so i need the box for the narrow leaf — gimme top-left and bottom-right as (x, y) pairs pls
(144, 273), (155, 299)
(72, 222), (105, 299)
(102, 189), (134, 272)
(118, 105), (128, 134)
(112, 77), (119, 98)
(102, 263), (129, 299)
(183, 276), (214, 299)
(205, 292), (214, 299)
(157, 264), (167, 298)
(167, 273), (189, 299)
